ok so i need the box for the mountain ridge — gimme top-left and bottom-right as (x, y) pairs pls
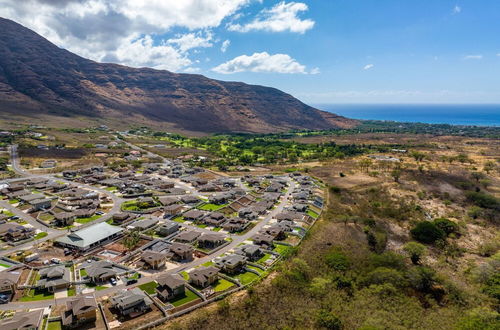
(0, 17), (357, 133)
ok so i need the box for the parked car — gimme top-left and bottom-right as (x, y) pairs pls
(126, 279), (138, 285)
(110, 278), (117, 286)
(0, 294), (11, 304)
(10, 216), (19, 220)
(96, 211), (104, 215)
(51, 258), (61, 264)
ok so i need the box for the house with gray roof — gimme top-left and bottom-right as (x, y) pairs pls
(55, 222), (123, 251)
(189, 266), (219, 288)
(37, 265), (71, 292)
(214, 254), (247, 274)
(84, 260), (120, 283)
(0, 309), (44, 330)
(156, 274), (185, 302)
(111, 288), (153, 317)
(62, 295), (98, 328)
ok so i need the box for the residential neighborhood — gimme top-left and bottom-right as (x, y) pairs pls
(0, 137), (324, 329)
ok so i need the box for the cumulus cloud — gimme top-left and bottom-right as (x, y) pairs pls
(221, 39), (231, 53)
(363, 64), (374, 70)
(452, 5), (461, 14)
(167, 32), (213, 53)
(228, 1), (315, 34)
(212, 52), (316, 74)
(463, 55), (483, 60)
(0, 0), (251, 71)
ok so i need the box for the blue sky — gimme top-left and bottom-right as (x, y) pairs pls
(1, 0), (500, 103)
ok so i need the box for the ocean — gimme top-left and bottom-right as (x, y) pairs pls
(314, 104), (500, 127)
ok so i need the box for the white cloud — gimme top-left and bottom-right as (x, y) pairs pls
(497, 53), (500, 57)
(310, 67), (320, 75)
(167, 32), (213, 53)
(0, 0), (251, 71)
(363, 64), (374, 70)
(452, 5), (461, 14)
(221, 39), (230, 53)
(114, 35), (192, 71)
(463, 55), (483, 60)
(212, 52), (316, 74)
(228, 1), (315, 34)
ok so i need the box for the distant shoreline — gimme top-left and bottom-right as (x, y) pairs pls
(314, 104), (500, 127)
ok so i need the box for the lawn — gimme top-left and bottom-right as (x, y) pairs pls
(39, 213), (54, 221)
(105, 187), (118, 192)
(2, 211), (14, 217)
(306, 209), (319, 219)
(214, 279), (235, 292)
(75, 215), (101, 224)
(197, 203), (227, 211)
(170, 288), (200, 307)
(257, 253), (272, 264)
(80, 269), (88, 277)
(34, 232), (48, 240)
(234, 272), (260, 285)
(127, 272), (140, 280)
(139, 281), (158, 294)
(8, 199), (19, 204)
(201, 261), (213, 267)
(0, 263), (12, 268)
(180, 271), (189, 280)
(172, 216), (185, 223)
(47, 321), (62, 330)
(20, 288), (54, 301)
(273, 244), (291, 255)
(247, 265), (263, 274)
(67, 287), (76, 296)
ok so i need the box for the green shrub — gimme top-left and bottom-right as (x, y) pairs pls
(325, 249), (350, 271)
(466, 192), (500, 210)
(410, 221), (446, 244)
(316, 309), (342, 330)
(456, 307), (500, 330)
(403, 242), (427, 264)
(433, 218), (459, 236)
(370, 252), (406, 271)
(361, 267), (406, 288)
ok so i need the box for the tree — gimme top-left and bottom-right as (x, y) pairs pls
(433, 218), (459, 236)
(410, 221), (446, 244)
(325, 249), (350, 271)
(410, 151), (426, 162)
(391, 168), (402, 183)
(456, 307), (500, 330)
(403, 242), (427, 264)
(316, 309), (342, 330)
(358, 159), (373, 173)
(470, 171), (485, 182)
(123, 230), (141, 251)
(483, 161), (496, 174)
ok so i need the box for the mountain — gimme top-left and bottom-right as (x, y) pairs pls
(0, 17), (357, 133)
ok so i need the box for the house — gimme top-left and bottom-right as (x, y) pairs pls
(276, 211), (304, 222)
(112, 212), (135, 224)
(61, 296), (98, 328)
(0, 309), (44, 330)
(234, 244), (264, 261)
(252, 233), (274, 248)
(55, 222), (123, 252)
(197, 233), (226, 249)
(111, 288), (153, 317)
(264, 224), (287, 241)
(222, 217), (249, 233)
(156, 274), (185, 302)
(53, 212), (76, 227)
(157, 221), (179, 237)
(238, 208), (258, 220)
(85, 261), (118, 283)
(40, 159), (57, 168)
(183, 209), (205, 222)
(214, 254), (247, 274)
(29, 198), (52, 211)
(293, 203), (309, 213)
(158, 196), (178, 206)
(127, 217), (159, 231)
(0, 268), (22, 296)
(203, 212), (226, 226)
(180, 195), (200, 204)
(174, 230), (201, 244)
(138, 251), (167, 270)
(168, 243), (194, 261)
(0, 223), (35, 242)
(164, 204), (184, 215)
(37, 265), (71, 292)
(188, 266), (219, 288)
